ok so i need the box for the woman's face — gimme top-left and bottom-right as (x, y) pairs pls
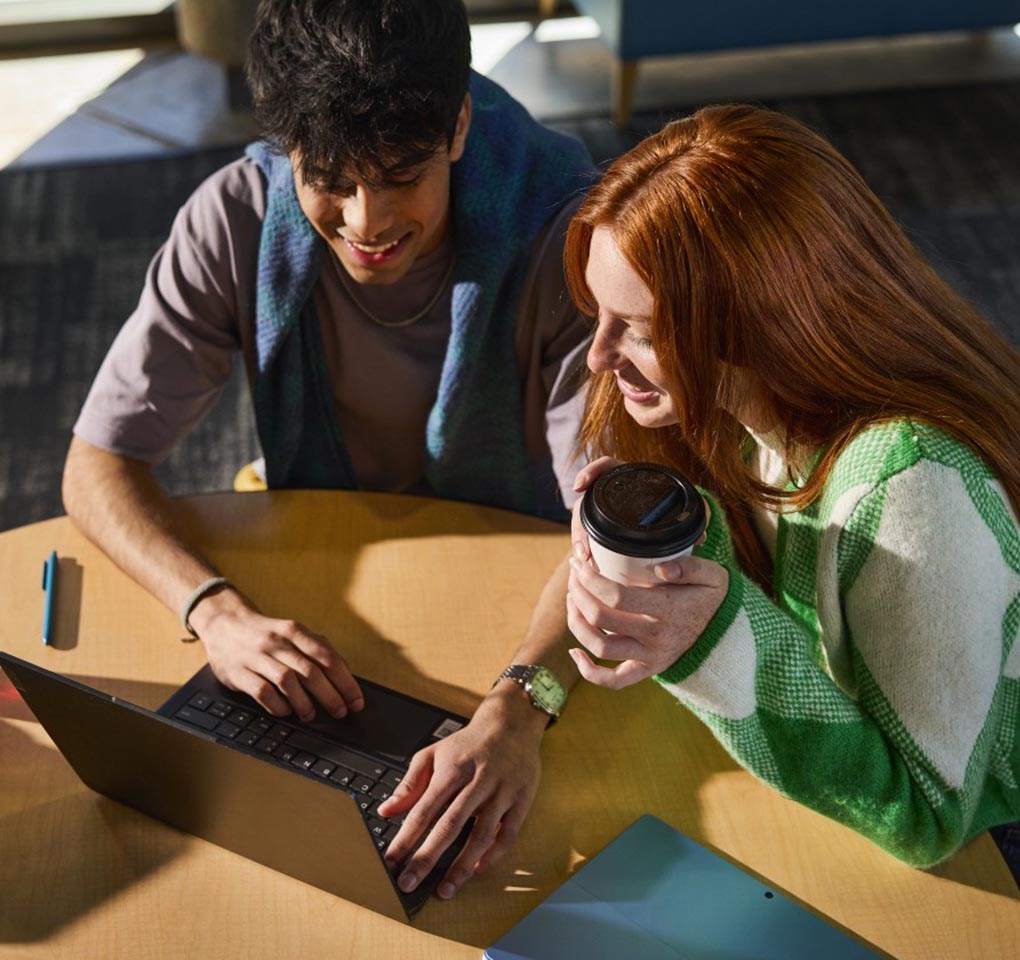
(585, 226), (679, 429)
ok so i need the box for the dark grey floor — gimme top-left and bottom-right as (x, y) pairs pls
(0, 146), (257, 531)
(2, 80), (1019, 532)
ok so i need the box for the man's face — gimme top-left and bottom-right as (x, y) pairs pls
(291, 96), (471, 286)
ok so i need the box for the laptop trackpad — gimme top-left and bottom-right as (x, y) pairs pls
(302, 678), (446, 764)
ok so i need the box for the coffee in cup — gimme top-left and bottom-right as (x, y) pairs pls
(579, 462), (706, 585)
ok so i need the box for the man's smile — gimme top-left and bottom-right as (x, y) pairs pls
(338, 231), (412, 266)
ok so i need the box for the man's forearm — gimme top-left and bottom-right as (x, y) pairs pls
(63, 437), (364, 717)
(62, 436), (225, 620)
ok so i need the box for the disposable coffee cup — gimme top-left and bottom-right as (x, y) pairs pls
(579, 462), (707, 585)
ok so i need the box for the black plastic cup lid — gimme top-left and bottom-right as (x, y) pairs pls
(580, 462), (706, 558)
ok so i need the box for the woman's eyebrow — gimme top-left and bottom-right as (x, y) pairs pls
(606, 311), (652, 322)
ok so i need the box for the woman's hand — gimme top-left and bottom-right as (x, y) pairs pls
(566, 552), (729, 689)
(570, 456), (623, 565)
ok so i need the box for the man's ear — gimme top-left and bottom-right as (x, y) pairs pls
(448, 94), (472, 164)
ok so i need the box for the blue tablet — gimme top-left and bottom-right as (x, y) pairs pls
(484, 814), (884, 959)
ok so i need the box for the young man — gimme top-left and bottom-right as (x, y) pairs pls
(63, 0), (593, 901)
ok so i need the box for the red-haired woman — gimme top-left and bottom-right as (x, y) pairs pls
(563, 104), (1020, 878)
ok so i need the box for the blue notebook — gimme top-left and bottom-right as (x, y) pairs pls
(484, 815), (884, 959)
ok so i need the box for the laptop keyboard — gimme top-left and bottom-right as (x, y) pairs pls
(174, 692), (406, 853)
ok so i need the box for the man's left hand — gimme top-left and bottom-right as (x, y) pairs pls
(377, 684), (546, 899)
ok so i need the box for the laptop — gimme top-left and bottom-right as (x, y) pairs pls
(0, 651), (472, 922)
(484, 814), (886, 959)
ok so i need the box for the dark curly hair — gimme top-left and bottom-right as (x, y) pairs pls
(246, 0), (472, 191)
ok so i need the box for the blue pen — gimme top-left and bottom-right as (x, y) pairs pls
(42, 550), (58, 646)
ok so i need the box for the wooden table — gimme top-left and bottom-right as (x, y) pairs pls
(1, 491), (1017, 958)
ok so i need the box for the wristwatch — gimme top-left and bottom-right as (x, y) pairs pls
(494, 664), (567, 726)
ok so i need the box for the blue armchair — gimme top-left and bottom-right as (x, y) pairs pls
(540, 1), (1020, 124)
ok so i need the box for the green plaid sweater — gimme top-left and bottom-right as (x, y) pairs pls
(656, 420), (1020, 866)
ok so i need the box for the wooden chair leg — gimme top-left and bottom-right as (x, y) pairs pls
(537, 0), (558, 19)
(613, 59), (639, 127)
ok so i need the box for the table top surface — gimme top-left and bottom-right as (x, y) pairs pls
(1, 490), (1017, 959)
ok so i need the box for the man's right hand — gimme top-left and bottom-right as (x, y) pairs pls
(188, 587), (364, 722)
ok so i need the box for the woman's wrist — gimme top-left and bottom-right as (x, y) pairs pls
(656, 566), (739, 685)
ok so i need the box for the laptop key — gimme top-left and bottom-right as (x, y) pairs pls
(367, 818), (388, 837)
(268, 724), (292, 741)
(255, 737), (277, 754)
(251, 718), (273, 736)
(329, 765), (355, 787)
(351, 775), (375, 794)
(381, 770), (403, 789)
(216, 720), (241, 739)
(369, 783), (391, 801)
(357, 796), (373, 813)
(382, 824), (400, 842)
(310, 759), (336, 778)
(175, 707), (219, 731)
(286, 733), (387, 780)
(291, 752), (318, 771)
(236, 730), (261, 747)
(230, 709), (255, 728)
(187, 692), (214, 711)
(208, 701), (233, 719)
(273, 743), (297, 762)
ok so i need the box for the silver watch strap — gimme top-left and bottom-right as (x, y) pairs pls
(494, 664), (561, 724)
(498, 664), (537, 685)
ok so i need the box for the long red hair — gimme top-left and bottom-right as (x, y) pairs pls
(565, 104), (1020, 586)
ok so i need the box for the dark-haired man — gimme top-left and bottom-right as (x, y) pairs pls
(63, 0), (592, 901)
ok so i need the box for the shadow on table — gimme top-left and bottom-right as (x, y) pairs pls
(49, 556), (84, 651)
(0, 720), (186, 942)
(926, 840), (1020, 899)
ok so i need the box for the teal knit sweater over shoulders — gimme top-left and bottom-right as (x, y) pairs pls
(656, 420), (1020, 867)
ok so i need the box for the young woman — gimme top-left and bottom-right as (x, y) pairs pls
(563, 104), (1020, 876)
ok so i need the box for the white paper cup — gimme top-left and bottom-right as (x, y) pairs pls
(580, 462), (706, 587)
(587, 539), (698, 586)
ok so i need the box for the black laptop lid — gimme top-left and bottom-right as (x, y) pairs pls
(0, 652), (413, 922)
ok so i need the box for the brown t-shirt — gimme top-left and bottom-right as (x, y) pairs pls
(74, 158), (589, 506)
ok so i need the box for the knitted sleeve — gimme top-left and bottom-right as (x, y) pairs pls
(654, 461), (1020, 867)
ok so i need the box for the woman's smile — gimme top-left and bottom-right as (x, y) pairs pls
(614, 371), (660, 404)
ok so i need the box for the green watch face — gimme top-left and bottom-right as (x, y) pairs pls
(526, 666), (566, 715)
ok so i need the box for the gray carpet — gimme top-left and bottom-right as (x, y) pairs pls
(2, 81), (1020, 532)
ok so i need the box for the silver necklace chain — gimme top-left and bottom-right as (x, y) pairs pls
(335, 252), (456, 328)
